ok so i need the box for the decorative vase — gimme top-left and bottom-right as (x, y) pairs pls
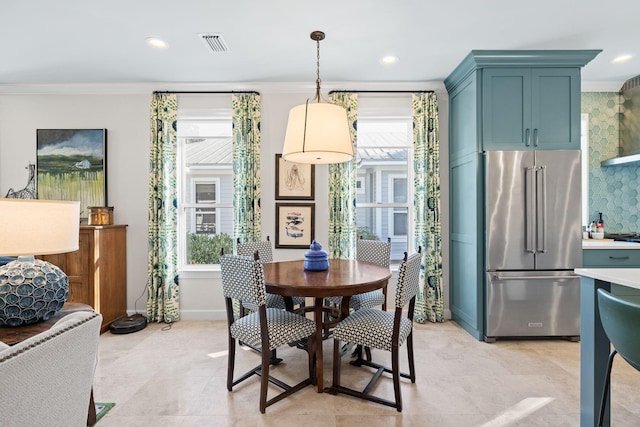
(303, 240), (329, 271)
(0, 256), (69, 326)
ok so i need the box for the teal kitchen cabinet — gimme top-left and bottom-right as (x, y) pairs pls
(583, 248), (640, 268)
(445, 50), (600, 340)
(583, 247), (640, 298)
(483, 68), (581, 150)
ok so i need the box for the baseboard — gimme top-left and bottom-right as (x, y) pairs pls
(128, 308), (451, 322)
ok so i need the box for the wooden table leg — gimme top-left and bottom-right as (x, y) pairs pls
(314, 297), (324, 392)
(87, 387), (96, 426)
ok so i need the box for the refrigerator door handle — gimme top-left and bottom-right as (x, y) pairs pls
(492, 273), (580, 280)
(536, 165), (547, 253)
(525, 165), (536, 253)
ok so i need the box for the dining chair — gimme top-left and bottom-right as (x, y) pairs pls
(328, 248), (422, 412)
(236, 237), (305, 311)
(596, 288), (640, 427)
(220, 252), (317, 413)
(326, 237), (392, 311)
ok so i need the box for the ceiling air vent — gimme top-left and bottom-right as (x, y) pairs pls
(199, 33), (229, 53)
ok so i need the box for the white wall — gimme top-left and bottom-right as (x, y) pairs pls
(0, 83), (449, 321)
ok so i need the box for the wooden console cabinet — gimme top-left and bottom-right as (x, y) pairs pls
(40, 225), (127, 333)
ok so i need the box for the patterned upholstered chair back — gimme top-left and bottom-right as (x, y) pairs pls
(356, 239), (391, 268)
(220, 254), (266, 308)
(237, 240), (273, 263)
(394, 252), (422, 309)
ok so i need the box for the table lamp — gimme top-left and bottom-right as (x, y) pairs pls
(0, 198), (80, 326)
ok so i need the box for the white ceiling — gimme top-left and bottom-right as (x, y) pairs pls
(2, 0), (640, 90)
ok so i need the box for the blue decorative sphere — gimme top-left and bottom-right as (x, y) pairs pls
(0, 258), (69, 326)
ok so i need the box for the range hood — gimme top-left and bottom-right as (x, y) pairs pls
(602, 74), (640, 167)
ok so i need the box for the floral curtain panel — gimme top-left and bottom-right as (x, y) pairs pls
(328, 92), (358, 259)
(147, 92), (180, 323)
(232, 93), (262, 244)
(412, 92), (444, 323)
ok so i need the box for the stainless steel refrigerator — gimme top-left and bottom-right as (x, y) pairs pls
(484, 150), (582, 342)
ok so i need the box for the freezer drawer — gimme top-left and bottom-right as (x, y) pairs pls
(485, 271), (580, 340)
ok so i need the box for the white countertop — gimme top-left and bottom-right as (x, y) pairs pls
(575, 268), (640, 289)
(582, 240), (640, 249)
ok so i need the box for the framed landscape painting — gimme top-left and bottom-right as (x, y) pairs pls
(36, 129), (107, 220)
(275, 203), (315, 249)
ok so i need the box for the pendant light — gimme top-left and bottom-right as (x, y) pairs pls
(282, 31), (353, 164)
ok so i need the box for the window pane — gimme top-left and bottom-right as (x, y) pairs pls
(393, 209), (408, 236)
(195, 208), (216, 234)
(195, 183), (216, 203)
(355, 206), (408, 263)
(393, 178), (407, 203)
(184, 206), (233, 265)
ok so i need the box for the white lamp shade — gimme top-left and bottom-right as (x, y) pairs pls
(282, 102), (353, 164)
(0, 199), (80, 256)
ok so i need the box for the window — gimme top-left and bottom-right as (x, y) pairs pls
(192, 179), (220, 234)
(356, 95), (414, 264)
(177, 95), (234, 269)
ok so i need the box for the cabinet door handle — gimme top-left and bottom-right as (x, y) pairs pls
(525, 128), (531, 147)
(533, 128), (539, 147)
(609, 256), (630, 260)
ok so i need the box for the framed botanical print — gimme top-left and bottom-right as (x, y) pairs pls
(275, 154), (314, 200)
(36, 129), (107, 220)
(275, 203), (315, 249)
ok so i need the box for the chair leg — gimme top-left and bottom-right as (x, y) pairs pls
(227, 335), (236, 391)
(332, 339), (342, 387)
(260, 346), (271, 414)
(382, 282), (388, 312)
(598, 350), (618, 427)
(407, 331), (416, 383)
(270, 349), (282, 365)
(392, 344), (402, 412)
(365, 346), (372, 362)
(307, 334), (317, 384)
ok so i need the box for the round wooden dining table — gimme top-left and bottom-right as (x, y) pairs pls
(263, 259), (391, 392)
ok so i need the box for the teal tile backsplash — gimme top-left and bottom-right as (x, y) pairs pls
(582, 92), (640, 232)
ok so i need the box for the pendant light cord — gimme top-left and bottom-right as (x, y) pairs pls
(315, 37), (321, 103)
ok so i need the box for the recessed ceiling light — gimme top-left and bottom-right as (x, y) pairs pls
(612, 54), (633, 64)
(381, 55), (398, 65)
(146, 37), (169, 49)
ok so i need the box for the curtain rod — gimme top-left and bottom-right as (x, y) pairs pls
(328, 90), (434, 94)
(153, 90), (260, 95)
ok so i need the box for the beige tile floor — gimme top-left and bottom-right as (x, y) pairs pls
(94, 320), (640, 426)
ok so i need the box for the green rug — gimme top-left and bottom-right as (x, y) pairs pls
(92, 402), (115, 425)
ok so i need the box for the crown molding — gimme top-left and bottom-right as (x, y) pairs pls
(581, 81), (623, 92)
(0, 81), (447, 95)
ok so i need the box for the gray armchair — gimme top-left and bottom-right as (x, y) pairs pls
(0, 311), (102, 427)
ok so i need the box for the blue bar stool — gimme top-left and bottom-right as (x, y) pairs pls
(596, 289), (640, 427)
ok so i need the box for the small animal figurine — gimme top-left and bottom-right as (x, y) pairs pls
(5, 163), (37, 199)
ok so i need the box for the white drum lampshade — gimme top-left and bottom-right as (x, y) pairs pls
(0, 199), (80, 326)
(282, 101), (353, 164)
